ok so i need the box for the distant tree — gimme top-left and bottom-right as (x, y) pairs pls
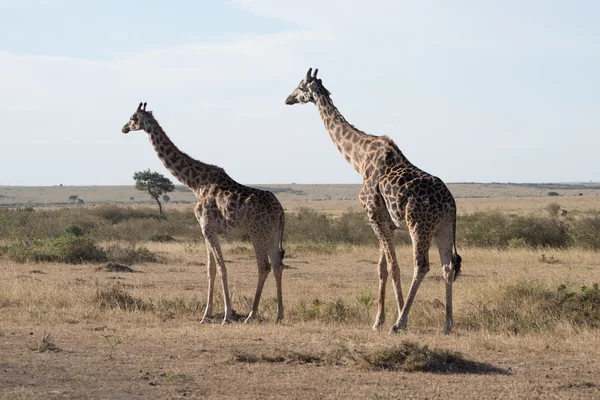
(162, 194), (170, 203)
(547, 192), (560, 197)
(129, 196), (135, 202)
(68, 195), (78, 203)
(133, 169), (175, 214)
(77, 198), (84, 204)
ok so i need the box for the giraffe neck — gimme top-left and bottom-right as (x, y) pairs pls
(313, 93), (376, 177)
(141, 116), (228, 191)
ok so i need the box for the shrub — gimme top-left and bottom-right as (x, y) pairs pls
(360, 341), (505, 373)
(93, 286), (148, 311)
(569, 215), (600, 249)
(457, 212), (568, 248)
(545, 203), (561, 215)
(91, 205), (166, 224)
(105, 244), (158, 265)
(64, 225), (85, 237)
(291, 298), (371, 324)
(460, 281), (600, 333)
(148, 233), (175, 242)
(6, 234), (107, 264)
(46, 234), (107, 263)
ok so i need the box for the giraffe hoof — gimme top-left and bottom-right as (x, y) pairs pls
(442, 324), (453, 335)
(372, 323), (383, 331)
(390, 324), (406, 334)
(200, 318), (211, 324)
(221, 318), (232, 325)
(244, 316), (253, 324)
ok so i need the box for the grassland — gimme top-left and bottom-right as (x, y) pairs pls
(3, 182), (600, 215)
(1, 184), (600, 399)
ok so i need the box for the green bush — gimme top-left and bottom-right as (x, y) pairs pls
(457, 212), (568, 248)
(47, 234), (107, 263)
(6, 234), (106, 264)
(64, 225), (85, 237)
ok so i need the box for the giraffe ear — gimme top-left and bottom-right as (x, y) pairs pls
(148, 111), (153, 116)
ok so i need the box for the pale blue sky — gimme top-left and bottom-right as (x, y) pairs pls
(1, 0), (598, 186)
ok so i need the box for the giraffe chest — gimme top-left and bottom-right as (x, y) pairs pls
(196, 195), (247, 234)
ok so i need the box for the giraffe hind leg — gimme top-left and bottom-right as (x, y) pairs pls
(245, 241), (270, 324)
(435, 219), (456, 334)
(269, 236), (285, 323)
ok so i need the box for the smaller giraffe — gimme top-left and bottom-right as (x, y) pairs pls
(122, 102), (286, 325)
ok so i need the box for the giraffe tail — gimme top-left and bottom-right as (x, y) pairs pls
(451, 217), (462, 281)
(278, 211), (287, 268)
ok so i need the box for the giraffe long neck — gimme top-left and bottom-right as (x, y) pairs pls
(313, 93), (374, 177)
(142, 117), (227, 191)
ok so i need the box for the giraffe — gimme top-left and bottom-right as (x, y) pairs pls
(285, 69), (462, 334)
(121, 102), (286, 325)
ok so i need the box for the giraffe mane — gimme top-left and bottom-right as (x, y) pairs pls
(143, 111), (227, 175)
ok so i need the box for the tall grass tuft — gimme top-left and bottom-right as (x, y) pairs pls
(460, 281), (600, 334)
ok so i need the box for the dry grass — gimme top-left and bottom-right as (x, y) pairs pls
(2, 240), (600, 398)
(3, 183), (600, 216)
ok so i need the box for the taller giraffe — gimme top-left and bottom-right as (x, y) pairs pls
(286, 69), (461, 334)
(121, 102), (286, 325)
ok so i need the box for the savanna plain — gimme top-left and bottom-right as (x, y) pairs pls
(1, 183), (600, 399)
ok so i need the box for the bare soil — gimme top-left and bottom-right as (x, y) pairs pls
(2, 245), (600, 399)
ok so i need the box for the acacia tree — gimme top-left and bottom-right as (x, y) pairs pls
(133, 170), (175, 214)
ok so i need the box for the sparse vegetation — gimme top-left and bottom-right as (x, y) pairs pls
(2, 187), (600, 398)
(33, 332), (60, 353)
(460, 281), (600, 334)
(2, 207), (600, 263)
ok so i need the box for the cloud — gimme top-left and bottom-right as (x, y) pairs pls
(1, 1), (599, 185)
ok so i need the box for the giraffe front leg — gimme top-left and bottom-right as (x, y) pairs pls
(201, 247), (216, 324)
(373, 249), (388, 331)
(205, 234), (232, 325)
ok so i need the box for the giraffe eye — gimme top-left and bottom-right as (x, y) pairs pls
(131, 115), (138, 122)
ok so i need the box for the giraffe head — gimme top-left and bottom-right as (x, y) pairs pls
(121, 102), (153, 134)
(285, 68), (331, 105)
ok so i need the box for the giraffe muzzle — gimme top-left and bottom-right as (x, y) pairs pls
(285, 95), (298, 105)
(121, 126), (130, 134)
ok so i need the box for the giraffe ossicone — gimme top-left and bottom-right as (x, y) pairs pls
(286, 69), (462, 334)
(121, 103), (286, 325)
